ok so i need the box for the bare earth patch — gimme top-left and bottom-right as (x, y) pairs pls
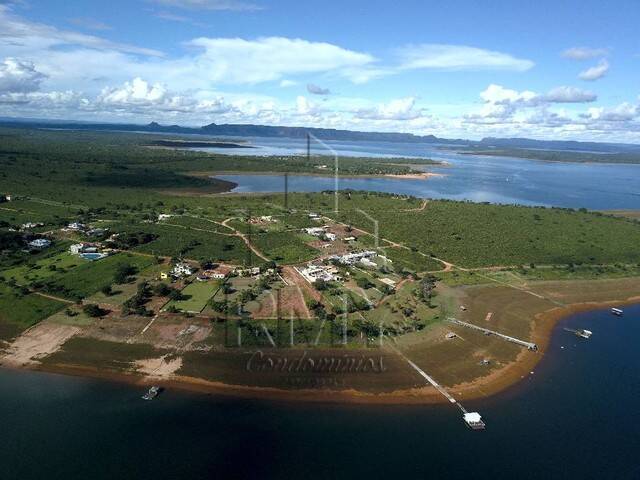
(135, 355), (183, 379)
(1, 323), (81, 367)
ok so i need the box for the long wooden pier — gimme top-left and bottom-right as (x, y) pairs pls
(447, 318), (538, 351)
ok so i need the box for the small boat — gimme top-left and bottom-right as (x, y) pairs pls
(142, 386), (161, 400)
(563, 327), (592, 339)
(463, 412), (485, 430)
(611, 308), (623, 316)
(575, 329), (592, 339)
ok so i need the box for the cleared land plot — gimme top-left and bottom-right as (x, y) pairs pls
(165, 281), (219, 313)
(40, 253), (154, 301)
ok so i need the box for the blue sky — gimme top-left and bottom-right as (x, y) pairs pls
(0, 0), (639, 141)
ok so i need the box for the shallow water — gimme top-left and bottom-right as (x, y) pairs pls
(2, 305), (639, 480)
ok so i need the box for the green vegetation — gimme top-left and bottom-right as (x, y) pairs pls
(40, 253), (154, 301)
(250, 232), (318, 264)
(0, 284), (66, 340)
(165, 280), (220, 313)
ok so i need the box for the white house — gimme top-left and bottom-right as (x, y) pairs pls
(66, 222), (86, 231)
(171, 263), (193, 278)
(28, 238), (51, 249)
(324, 232), (337, 242)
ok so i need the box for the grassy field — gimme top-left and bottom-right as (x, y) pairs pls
(114, 222), (251, 264)
(165, 280), (220, 313)
(250, 231), (319, 264)
(1, 251), (85, 285)
(40, 253), (155, 301)
(0, 284), (67, 340)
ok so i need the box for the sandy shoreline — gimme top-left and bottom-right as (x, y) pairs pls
(3, 296), (637, 405)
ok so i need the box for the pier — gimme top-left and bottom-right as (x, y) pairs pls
(386, 341), (485, 429)
(448, 318), (538, 351)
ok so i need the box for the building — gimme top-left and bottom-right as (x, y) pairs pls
(66, 222), (86, 231)
(28, 238), (51, 249)
(157, 214), (172, 221)
(324, 232), (337, 242)
(21, 222), (43, 230)
(344, 236), (356, 242)
(297, 264), (341, 284)
(359, 257), (377, 268)
(171, 262), (193, 278)
(69, 243), (85, 254)
(304, 227), (326, 237)
(330, 250), (377, 266)
(235, 267), (261, 277)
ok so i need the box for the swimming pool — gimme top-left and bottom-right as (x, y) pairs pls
(80, 252), (107, 261)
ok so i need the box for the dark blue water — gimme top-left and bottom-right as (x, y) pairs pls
(201, 137), (640, 209)
(2, 305), (639, 480)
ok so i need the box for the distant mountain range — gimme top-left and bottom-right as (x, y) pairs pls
(1, 117), (639, 153)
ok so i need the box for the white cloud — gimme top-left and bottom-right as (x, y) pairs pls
(0, 57), (47, 93)
(148, 0), (261, 10)
(579, 59), (609, 81)
(307, 83), (330, 95)
(542, 86), (597, 103)
(583, 102), (638, 122)
(397, 44), (534, 72)
(0, 5), (164, 58)
(562, 47), (609, 60)
(354, 97), (425, 121)
(185, 37), (376, 85)
(98, 77), (167, 105)
(279, 79), (297, 87)
(295, 95), (319, 116)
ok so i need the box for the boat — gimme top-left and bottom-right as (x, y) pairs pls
(463, 412), (485, 430)
(611, 308), (623, 316)
(142, 386), (161, 400)
(575, 329), (592, 339)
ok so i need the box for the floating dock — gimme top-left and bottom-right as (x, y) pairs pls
(448, 318), (538, 351)
(611, 308), (623, 316)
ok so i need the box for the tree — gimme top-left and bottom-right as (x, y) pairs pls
(314, 278), (327, 291)
(101, 285), (113, 296)
(83, 303), (107, 317)
(114, 263), (137, 284)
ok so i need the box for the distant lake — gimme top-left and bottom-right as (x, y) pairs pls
(198, 136), (640, 209)
(3, 305), (640, 479)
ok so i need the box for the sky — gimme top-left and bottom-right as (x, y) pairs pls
(0, 0), (639, 142)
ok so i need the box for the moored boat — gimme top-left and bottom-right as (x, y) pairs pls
(611, 308), (623, 316)
(142, 386), (161, 400)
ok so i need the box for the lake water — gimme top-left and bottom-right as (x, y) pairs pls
(200, 136), (640, 209)
(2, 305), (640, 480)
